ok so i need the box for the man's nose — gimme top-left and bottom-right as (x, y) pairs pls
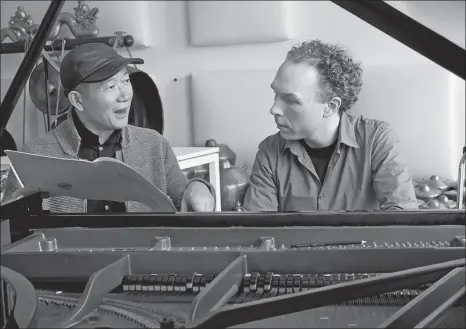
(270, 103), (283, 116)
(118, 86), (132, 102)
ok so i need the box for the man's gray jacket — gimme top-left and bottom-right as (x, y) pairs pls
(2, 113), (214, 212)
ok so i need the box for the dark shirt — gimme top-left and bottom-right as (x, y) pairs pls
(301, 140), (337, 183)
(72, 109), (127, 213)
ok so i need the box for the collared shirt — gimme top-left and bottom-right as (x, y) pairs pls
(72, 109), (127, 213)
(242, 113), (418, 212)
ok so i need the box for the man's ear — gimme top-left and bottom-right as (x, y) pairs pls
(68, 90), (83, 111)
(324, 96), (341, 117)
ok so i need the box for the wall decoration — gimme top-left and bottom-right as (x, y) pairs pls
(0, 1), (99, 43)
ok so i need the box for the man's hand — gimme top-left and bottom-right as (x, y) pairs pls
(181, 181), (215, 212)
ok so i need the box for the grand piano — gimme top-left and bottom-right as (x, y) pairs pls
(0, 1), (465, 328)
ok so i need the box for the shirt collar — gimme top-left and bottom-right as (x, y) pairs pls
(338, 112), (359, 149)
(283, 112), (359, 154)
(71, 108), (122, 147)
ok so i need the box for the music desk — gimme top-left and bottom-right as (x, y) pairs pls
(173, 147), (221, 211)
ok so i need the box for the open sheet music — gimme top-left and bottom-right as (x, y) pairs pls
(5, 150), (176, 212)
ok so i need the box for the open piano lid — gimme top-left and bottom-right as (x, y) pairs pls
(331, 1), (464, 80)
(0, 0), (465, 222)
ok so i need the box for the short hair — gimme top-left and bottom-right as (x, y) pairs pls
(286, 40), (363, 111)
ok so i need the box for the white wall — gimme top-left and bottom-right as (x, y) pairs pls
(1, 1), (465, 180)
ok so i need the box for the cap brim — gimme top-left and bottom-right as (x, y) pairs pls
(81, 57), (144, 83)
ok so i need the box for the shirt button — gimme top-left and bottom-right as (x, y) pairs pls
(104, 205), (110, 211)
(319, 193), (326, 200)
(98, 146), (104, 151)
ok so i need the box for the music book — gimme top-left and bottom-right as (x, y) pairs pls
(4, 150), (177, 213)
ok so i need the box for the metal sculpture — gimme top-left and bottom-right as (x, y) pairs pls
(0, 1), (99, 43)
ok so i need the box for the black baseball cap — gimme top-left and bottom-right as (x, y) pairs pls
(60, 43), (144, 93)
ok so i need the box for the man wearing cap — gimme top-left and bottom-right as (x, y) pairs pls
(3, 43), (215, 213)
